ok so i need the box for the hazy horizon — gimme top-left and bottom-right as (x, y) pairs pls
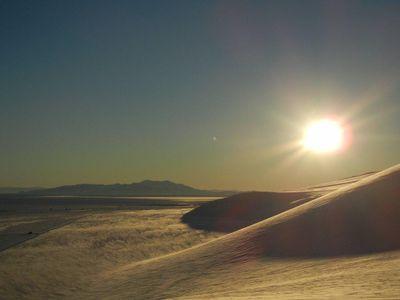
(2, 1), (400, 190)
(0, 167), (382, 191)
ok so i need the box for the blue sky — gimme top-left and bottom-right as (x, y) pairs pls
(1, 0), (399, 189)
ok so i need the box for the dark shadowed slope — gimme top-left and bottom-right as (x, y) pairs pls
(92, 164), (400, 299)
(185, 163), (400, 258)
(230, 164), (400, 257)
(182, 191), (316, 232)
(181, 171), (373, 232)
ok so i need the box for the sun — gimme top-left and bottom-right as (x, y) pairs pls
(302, 119), (344, 153)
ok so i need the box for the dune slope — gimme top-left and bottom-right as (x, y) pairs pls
(182, 171), (374, 233)
(91, 164), (400, 299)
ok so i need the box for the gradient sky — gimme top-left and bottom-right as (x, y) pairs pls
(1, 0), (400, 190)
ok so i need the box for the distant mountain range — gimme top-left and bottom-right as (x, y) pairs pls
(0, 187), (44, 194)
(15, 180), (235, 197)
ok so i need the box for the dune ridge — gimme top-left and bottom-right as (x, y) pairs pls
(181, 191), (315, 232)
(181, 170), (375, 232)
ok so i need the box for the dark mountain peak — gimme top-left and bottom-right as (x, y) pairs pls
(138, 179), (177, 184)
(25, 180), (235, 197)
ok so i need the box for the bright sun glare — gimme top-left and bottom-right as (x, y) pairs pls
(302, 119), (344, 153)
